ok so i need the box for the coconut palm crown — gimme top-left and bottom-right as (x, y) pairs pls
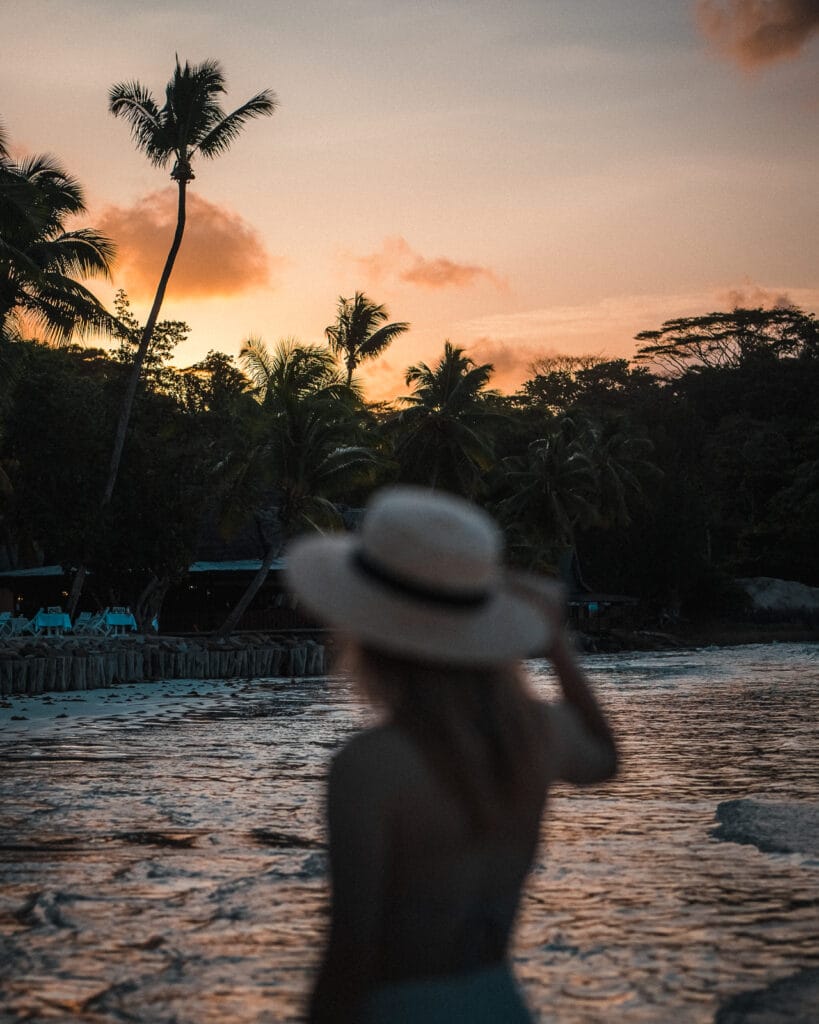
(0, 122), (115, 343)
(325, 291), (409, 386)
(392, 341), (502, 496)
(109, 57), (276, 185)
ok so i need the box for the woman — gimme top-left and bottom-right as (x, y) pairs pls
(287, 486), (617, 1023)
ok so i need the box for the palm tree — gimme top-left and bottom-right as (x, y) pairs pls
(587, 418), (658, 530)
(391, 341), (502, 496)
(324, 291), (409, 386)
(216, 337), (376, 637)
(104, 58), (276, 506)
(496, 414), (658, 572)
(64, 59), (275, 617)
(0, 123), (115, 344)
(241, 335), (351, 407)
(496, 415), (598, 570)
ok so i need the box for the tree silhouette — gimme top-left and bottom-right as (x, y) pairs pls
(324, 291), (409, 386)
(0, 122), (115, 343)
(497, 415), (598, 569)
(392, 341), (501, 496)
(64, 59), (275, 615)
(104, 58), (276, 505)
(216, 337), (375, 636)
(634, 307), (819, 377)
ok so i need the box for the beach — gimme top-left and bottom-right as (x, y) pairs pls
(1, 644), (818, 1022)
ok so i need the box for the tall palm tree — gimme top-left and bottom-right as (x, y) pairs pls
(324, 291), (409, 386)
(104, 58), (276, 506)
(65, 59), (275, 616)
(216, 337), (375, 637)
(391, 341), (502, 496)
(0, 123), (115, 343)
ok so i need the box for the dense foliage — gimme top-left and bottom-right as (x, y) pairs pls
(1, 302), (817, 626)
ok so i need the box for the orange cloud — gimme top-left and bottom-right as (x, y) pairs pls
(99, 190), (273, 300)
(696, 0), (819, 70)
(354, 236), (506, 291)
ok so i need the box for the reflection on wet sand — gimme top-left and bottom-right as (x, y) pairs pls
(1, 645), (817, 1022)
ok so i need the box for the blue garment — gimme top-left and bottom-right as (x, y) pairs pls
(358, 963), (533, 1023)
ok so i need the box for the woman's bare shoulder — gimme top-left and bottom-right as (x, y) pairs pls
(331, 724), (429, 788)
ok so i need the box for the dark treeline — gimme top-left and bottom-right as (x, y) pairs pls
(1, 297), (817, 631)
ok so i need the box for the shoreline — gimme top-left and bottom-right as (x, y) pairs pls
(1, 627), (816, 701)
(0, 675), (273, 732)
(576, 624), (819, 653)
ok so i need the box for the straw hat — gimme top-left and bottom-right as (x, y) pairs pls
(286, 486), (550, 666)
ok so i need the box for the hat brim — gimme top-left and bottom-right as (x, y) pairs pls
(286, 533), (549, 666)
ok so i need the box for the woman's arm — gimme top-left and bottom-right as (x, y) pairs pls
(549, 627), (616, 752)
(512, 575), (618, 782)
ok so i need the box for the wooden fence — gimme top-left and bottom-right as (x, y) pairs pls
(0, 636), (326, 697)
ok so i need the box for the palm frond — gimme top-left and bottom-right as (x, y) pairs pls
(17, 275), (116, 343)
(108, 83), (169, 167)
(239, 335), (275, 392)
(28, 229), (116, 279)
(11, 155), (88, 223)
(405, 359), (433, 387)
(359, 320), (410, 359)
(194, 91), (278, 158)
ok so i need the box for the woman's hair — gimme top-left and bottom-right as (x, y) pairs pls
(348, 644), (547, 835)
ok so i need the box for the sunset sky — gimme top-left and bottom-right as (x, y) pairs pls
(4, 0), (818, 398)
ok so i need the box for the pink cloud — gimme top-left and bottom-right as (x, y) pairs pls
(468, 337), (552, 386)
(354, 236), (506, 291)
(718, 282), (795, 308)
(98, 190), (274, 300)
(696, 0), (819, 70)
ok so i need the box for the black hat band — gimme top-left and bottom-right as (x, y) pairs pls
(352, 549), (489, 609)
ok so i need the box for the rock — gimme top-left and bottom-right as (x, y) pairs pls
(716, 968), (819, 1023)
(711, 799), (819, 857)
(738, 577), (819, 614)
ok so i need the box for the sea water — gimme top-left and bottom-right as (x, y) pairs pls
(0, 643), (817, 1022)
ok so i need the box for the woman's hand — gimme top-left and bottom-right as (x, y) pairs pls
(507, 571), (568, 654)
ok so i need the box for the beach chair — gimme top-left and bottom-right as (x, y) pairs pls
(10, 615), (36, 636)
(73, 611), (93, 633)
(0, 612), (12, 638)
(75, 609), (110, 636)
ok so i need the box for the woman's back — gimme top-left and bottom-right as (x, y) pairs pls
(339, 723), (545, 982)
(325, 699), (616, 990)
